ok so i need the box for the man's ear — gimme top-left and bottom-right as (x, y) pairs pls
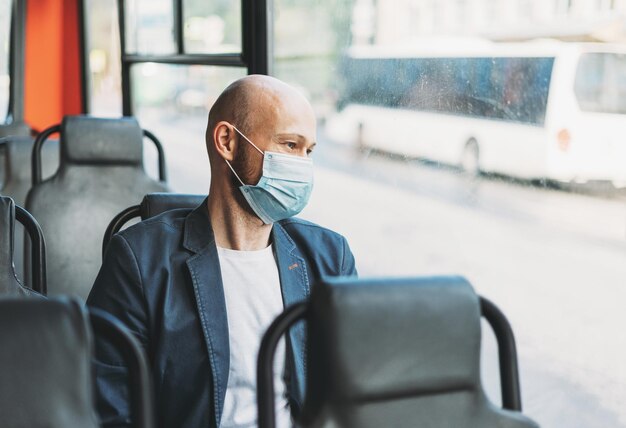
(213, 121), (237, 161)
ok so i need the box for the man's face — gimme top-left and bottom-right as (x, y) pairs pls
(231, 93), (317, 187)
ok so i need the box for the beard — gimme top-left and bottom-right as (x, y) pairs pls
(230, 141), (261, 188)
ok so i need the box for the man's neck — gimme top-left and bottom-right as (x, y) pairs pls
(207, 187), (273, 251)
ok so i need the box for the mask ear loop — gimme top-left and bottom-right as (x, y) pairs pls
(223, 124), (263, 186)
(232, 125), (264, 155)
(224, 158), (246, 186)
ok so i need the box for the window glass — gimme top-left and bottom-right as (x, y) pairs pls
(575, 52), (626, 114)
(131, 64), (246, 191)
(183, 0), (242, 54)
(125, 0), (176, 55)
(274, 0), (626, 427)
(86, 0), (123, 116)
(0, 1), (11, 123)
(342, 56), (553, 125)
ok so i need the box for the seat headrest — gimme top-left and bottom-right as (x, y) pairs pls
(61, 115), (143, 165)
(0, 121), (31, 138)
(307, 276), (481, 403)
(140, 193), (206, 219)
(0, 298), (99, 427)
(0, 196), (15, 282)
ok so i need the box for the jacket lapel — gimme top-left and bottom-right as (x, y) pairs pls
(182, 202), (311, 421)
(183, 201), (230, 427)
(272, 222), (310, 405)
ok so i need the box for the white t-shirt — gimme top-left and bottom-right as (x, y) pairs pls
(217, 244), (291, 428)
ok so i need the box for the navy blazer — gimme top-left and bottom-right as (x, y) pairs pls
(86, 200), (357, 428)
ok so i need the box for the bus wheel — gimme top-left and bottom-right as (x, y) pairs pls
(461, 140), (480, 177)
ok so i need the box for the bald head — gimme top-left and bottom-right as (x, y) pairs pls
(206, 75), (315, 162)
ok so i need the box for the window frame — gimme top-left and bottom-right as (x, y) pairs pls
(116, 0), (272, 116)
(7, 0), (27, 124)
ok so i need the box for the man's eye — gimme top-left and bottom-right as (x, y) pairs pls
(287, 142), (296, 149)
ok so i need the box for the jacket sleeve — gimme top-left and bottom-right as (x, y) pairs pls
(340, 235), (358, 277)
(86, 234), (149, 427)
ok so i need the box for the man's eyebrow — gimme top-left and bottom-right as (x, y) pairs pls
(275, 133), (317, 146)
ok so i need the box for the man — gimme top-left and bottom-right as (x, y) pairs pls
(87, 75), (357, 428)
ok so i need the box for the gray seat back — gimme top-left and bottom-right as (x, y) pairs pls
(0, 121), (31, 138)
(0, 135), (59, 207)
(0, 196), (40, 297)
(1, 136), (58, 284)
(300, 276), (539, 428)
(0, 298), (99, 428)
(25, 115), (169, 300)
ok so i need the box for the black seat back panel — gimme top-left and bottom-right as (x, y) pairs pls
(140, 193), (205, 219)
(0, 298), (99, 428)
(308, 276), (481, 402)
(301, 276), (539, 428)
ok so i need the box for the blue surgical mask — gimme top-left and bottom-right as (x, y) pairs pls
(224, 126), (314, 224)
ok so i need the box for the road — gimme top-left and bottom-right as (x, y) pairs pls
(142, 112), (626, 427)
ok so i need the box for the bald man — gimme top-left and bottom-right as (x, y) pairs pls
(87, 75), (357, 428)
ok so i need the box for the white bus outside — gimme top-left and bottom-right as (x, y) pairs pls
(325, 40), (626, 187)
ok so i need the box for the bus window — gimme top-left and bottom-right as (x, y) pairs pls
(182, 0), (242, 54)
(575, 52), (626, 114)
(341, 56), (554, 125)
(130, 64), (246, 190)
(85, 0), (122, 116)
(272, 1), (626, 427)
(124, 0), (176, 55)
(0, 1), (11, 123)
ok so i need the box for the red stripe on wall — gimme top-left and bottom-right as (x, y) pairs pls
(24, 0), (84, 131)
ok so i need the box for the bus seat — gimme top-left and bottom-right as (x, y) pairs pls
(0, 298), (154, 428)
(1, 135), (58, 285)
(257, 276), (539, 428)
(25, 115), (170, 300)
(0, 135), (59, 206)
(0, 196), (45, 297)
(0, 121), (31, 138)
(102, 192), (205, 257)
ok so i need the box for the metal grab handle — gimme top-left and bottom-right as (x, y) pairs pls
(102, 204), (141, 259)
(15, 204), (47, 295)
(257, 302), (308, 428)
(480, 296), (522, 411)
(89, 309), (155, 428)
(31, 124), (60, 186)
(143, 129), (167, 182)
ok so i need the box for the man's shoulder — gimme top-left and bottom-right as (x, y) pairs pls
(278, 217), (356, 276)
(278, 217), (347, 243)
(116, 207), (191, 245)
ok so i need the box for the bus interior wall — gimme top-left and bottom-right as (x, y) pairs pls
(24, 0), (84, 131)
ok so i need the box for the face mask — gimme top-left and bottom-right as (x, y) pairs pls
(224, 125), (314, 224)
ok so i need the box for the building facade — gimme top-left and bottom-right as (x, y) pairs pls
(352, 0), (626, 45)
